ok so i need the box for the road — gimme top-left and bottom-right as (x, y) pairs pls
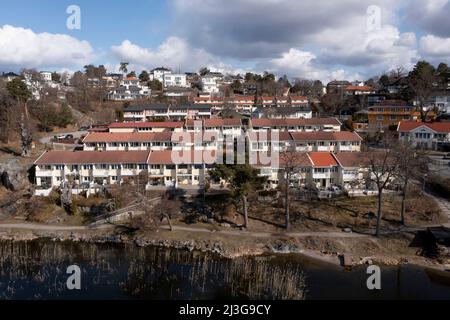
(39, 130), (87, 144)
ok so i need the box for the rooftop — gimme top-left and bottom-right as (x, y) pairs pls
(35, 150), (150, 165)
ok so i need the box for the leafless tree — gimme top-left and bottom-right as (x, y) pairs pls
(393, 141), (428, 225)
(367, 148), (398, 237)
(280, 150), (303, 229)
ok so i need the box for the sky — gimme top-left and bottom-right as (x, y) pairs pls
(0, 0), (449, 82)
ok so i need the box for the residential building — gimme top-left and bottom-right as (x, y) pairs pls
(1, 72), (20, 82)
(163, 73), (189, 88)
(40, 71), (53, 82)
(344, 85), (376, 96)
(109, 121), (184, 133)
(34, 150), (151, 196)
(426, 95), (450, 114)
(250, 118), (341, 132)
(398, 121), (450, 149)
(108, 77), (151, 101)
(290, 131), (362, 152)
(151, 67), (172, 83)
(368, 100), (426, 132)
(123, 104), (211, 121)
(82, 132), (173, 151)
(326, 80), (351, 94)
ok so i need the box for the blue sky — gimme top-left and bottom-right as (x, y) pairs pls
(0, 0), (449, 82)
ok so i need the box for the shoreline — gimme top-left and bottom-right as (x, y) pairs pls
(1, 223), (449, 274)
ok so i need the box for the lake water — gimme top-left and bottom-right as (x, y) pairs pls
(0, 240), (450, 300)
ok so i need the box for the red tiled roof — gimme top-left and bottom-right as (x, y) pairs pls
(397, 121), (450, 133)
(290, 131), (362, 142)
(333, 152), (371, 167)
(82, 132), (172, 143)
(35, 151), (150, 165)
(204, 118), (242, 127)
(109, 121), (184, 129)
(251, 118), (341, 127)
(308, 152), (338, 167)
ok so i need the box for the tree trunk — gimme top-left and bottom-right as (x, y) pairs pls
(242, 194), (249, 229)
(400, 179), (408, 225)
(162, 213), (173, 231)
(375, 189), (383, 237)
(285, 174), (290, 229)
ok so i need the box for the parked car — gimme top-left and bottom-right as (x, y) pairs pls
(443, 153), (450, 160)
(65, 134), (74, 139)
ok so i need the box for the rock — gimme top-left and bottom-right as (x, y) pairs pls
(220, 223), (231, 228)
(343, 228), (352, 233)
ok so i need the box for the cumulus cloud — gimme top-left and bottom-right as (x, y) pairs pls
(267, 48), (363, 82)
(173, 0), (404, 60)
(111, 37), (224, 72)
(0, 25), (94, 70)
(419, 35), (450, 60)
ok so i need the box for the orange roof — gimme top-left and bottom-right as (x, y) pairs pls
(83, 132), (172, 143)
(35, 151), (150, 165)
(345, 85), (374, 91)
(308, 152), (338, 167)
(109, 121), (184, 129)
(397, 121), (450, 133)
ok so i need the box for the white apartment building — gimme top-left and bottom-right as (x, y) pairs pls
(108, 77), (151, 101)
(250, 118), (341, 132)
(123, 104), (212, 121)
(82, 132), (173, 151)
(151, 67), (172, 83)
(163, 73), (189, 88)
(34, 150), (217, 195)
(109, 121), (185, 133)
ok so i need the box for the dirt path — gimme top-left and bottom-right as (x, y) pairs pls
(0, 221), (366, 239)
(0, 223), (110, 231)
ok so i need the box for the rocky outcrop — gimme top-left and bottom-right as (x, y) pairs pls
(0, 158), (32, 191)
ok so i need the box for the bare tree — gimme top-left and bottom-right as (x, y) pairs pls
(393, 141), (428, 225)
(280, 150), (304, 229)
(18, 114), (32, 157)
(367, 148), (398, 237)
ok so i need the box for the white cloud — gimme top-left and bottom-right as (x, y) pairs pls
(267, 48), (363, 82)
(111, 37), (224, 72)
(0, 25), (94, 70)
(419, 35), (450, 59)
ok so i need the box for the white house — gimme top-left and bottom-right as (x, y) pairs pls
(152, 67), (171, 83)
(40, 71), (53, 82)
(163, 73), (189, 88)
(109, 77), (151, 101)
(398, 121), (450, 149)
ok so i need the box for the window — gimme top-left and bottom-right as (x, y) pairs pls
(376, 115), (384, 121)
(390, 115), (397, 120)
(55, 165), (64, 170)
(138, 164), (148, 170)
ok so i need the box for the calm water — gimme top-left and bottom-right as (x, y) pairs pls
(0, 240), (450, 300)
